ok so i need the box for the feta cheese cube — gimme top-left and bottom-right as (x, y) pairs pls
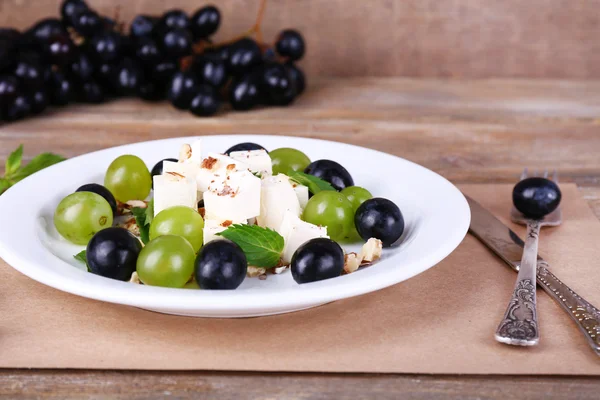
(279, 211), (329, 263)
(256, 174), (301, 232)
(196, 153), (249, 193)
(203, 219), (247, 244)
(203, 170), (261, 221)
(162, 161), (200, 181)
(291, 183), (309, 209)
(206, 152), (249, 171)
(229, 149), (272, 176)
(153, 173), (198, 216)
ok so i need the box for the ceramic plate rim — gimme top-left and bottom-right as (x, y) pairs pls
(0, 135), (470, 315)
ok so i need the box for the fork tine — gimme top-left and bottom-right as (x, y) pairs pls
(534, 169), (539, 177)
(552, 169), (559, 183)
(520, 168), (529, 180)
(543, 169), (549, 178)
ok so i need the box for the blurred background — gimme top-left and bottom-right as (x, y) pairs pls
(1, 0), (598, 78)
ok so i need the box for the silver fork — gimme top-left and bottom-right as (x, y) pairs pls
(495, 168), (562, 346)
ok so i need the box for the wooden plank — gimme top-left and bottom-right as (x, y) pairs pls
(1, 78), (599, 183)
(1, 0), (600, 78)
(1, 77), (600, 398)
(2, 370), (600, 400)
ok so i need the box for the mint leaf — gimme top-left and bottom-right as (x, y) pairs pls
(131, 207), (150, 244)
(74, 250), (91, 272)
(252, 171), (262, 179)
(287, 171), (335, 195)
(5, 145), (23, 177)
(217, 224), (284, 268)
(11, 153), (65, 182)
(0, 179), (11, 195)
(145, 198), (154, 225)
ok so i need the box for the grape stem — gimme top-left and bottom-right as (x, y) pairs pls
(193, 0), (269, 54)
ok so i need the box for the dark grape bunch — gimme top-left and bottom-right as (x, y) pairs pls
(0, 0), (306, 122)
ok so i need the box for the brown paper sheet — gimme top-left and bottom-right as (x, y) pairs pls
(1, 184), (600, 374)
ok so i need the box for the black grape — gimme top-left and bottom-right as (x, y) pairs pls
(190, 6), (220, 39)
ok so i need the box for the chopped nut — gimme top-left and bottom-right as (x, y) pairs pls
(166, 171), (185, 179)
(344, 253), (361, 274)
(226, 163), (236, 171)
(221, 220), (233, 227)
(129, 271), (141, 284)
(247, 266), (265, 278)
(273, 266), (288, 274)
(201, 157), (218, 169)
(360, 238), (383, 263)
(125, 200), (147, 209)
(179, 144), (192, 162)
(118, 217), (140, 236)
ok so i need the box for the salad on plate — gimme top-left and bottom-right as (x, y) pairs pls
(52, 139), (405, 290)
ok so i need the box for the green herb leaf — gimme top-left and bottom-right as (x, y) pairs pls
(0, 178), (11, 195)
(287, 171), (336, 195)
(145, 198), (154, 226)
(131, 207), (150, 244)
(10, 153), (66, 182)
(5, 145), (23, 177)
(217, 224), (284, 268)
(74, 250), (91, 272)
(252, 171), (262, 179)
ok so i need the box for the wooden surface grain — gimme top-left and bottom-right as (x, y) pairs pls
(2, 77), (600, 398)
(2, 371), (600, 400)
(1, 0), (600, 79)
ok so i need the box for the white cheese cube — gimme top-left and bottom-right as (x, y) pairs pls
(163, 161), (202, 198)
(256, 174), (301, 232)
(292, 183), (309, 209)
(204, 170), (261, 221)
(203, 219), (247, 244)
(229, 149), (272, 176)
(279, 211), (329, 263)
(196, 154), (248, 193)
(153, 173), (198, 216)
(206, 152), (249, 171)
(162, 161), (200, 181)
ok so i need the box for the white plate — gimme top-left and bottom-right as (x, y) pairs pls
(0, 135), (469, 318)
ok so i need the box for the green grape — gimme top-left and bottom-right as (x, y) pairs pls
(136, 235), (195, 288)
(269, 148), (311, 175)
(341, 186), (373, 213)
(341, 187), (374, 243)
(149, 206), (204, 253)
(104, 155), (152, 202)
(54, 192), (113, 245)
(302, 191), (354, 242)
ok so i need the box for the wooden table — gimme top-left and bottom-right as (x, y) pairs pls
(2, 78), (600, 399)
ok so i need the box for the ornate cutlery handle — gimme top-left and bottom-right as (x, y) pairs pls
(495, 220), (540, 346)
(537, 262), (600, 355)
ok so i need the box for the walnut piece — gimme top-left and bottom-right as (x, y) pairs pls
(344, 253), (361, 274)
(343, 238), (383, 275)
(247, 266), (265, 278)
(201, 157), (218, 170)
(129, 271), (141, 284)
(360, 238), (383, 263)
(118, 217), (140, 236)
(273, 266), (288, 274)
